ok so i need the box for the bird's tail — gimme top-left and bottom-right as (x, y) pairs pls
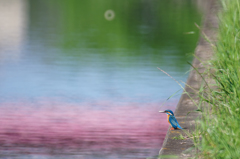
(177, 124), (183, 130)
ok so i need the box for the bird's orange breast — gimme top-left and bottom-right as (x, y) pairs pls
(167, 115), (170, 124)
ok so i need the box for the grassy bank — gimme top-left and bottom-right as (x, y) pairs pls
(194, 0), (240, 158)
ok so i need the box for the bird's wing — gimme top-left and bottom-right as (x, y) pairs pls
(169, 116), (182, 129)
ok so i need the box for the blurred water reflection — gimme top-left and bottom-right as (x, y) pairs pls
(0, 101), (172, 158)
(0, 0), (201, 158)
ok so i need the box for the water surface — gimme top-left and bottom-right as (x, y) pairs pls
(0, 0), (201, 158)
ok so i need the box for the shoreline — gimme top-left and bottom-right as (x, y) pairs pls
(158, 0), (218, 158)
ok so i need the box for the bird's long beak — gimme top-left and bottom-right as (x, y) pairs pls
(159, 111), (166, 113)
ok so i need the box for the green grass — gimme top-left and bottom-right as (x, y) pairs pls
(193, 0), (240, 158)
(172, 134), (186, 140)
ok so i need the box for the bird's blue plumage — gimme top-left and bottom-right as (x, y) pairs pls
(169, 115), (182, 129)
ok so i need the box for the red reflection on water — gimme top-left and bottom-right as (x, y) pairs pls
(0, 100), (175, 157)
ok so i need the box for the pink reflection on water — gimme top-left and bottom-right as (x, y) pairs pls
(0, 100), (175, 157)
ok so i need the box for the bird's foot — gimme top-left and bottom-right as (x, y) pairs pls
(170, 128), (174, 130)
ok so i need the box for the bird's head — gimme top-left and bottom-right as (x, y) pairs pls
(159, 109), (174, 116)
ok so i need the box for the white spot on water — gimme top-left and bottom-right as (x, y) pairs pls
(104, 9), (115, 21)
